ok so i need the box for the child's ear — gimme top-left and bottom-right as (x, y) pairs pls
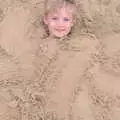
(43, 15), (48, 25)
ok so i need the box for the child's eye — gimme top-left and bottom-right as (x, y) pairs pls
(52, 17), (58, 20)
(64, 18), (70, 21)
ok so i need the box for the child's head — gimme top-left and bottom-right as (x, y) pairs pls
(43, 0), (77, 38)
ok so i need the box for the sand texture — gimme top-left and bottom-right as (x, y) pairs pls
(0, 0), (120, 120)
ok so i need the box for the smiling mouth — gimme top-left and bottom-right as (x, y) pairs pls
(55, 28), (66, 32)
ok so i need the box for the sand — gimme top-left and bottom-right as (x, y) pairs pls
(0, 0), (120, 119)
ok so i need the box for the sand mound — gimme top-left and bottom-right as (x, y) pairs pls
(0, 0), (120, 120)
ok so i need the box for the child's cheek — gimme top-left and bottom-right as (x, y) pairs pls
(48, 19), (56, 26)
(66, 22), (73, 28)
(50, 21), (56, 26)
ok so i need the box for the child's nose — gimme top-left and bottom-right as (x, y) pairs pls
(58, 18), (64, 26)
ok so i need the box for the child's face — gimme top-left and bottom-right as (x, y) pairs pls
(44, 5), (76, 38)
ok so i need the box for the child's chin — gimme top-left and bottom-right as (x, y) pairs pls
(54, 33), (68, 38)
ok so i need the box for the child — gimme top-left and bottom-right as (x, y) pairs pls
(42, 0), (77, 38)
(34, 0), (101, 119)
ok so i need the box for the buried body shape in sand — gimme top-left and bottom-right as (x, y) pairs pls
(33, 0), (101, 119)
(2, 0), (120, 119)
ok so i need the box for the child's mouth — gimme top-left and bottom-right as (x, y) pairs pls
(55, 28), (66, 32)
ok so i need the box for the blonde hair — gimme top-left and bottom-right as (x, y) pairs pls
(44, 0), (76, 15)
